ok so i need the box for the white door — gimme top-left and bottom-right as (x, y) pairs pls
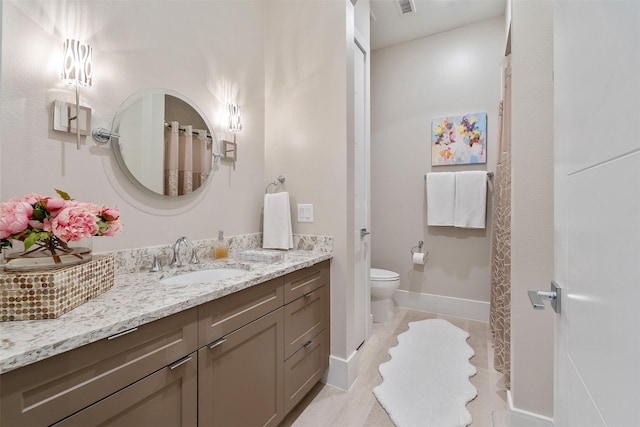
(553, 3), (640, 426)
(354, 38), (371, 346)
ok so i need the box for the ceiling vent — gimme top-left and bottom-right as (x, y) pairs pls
(397, 0), (416, 15)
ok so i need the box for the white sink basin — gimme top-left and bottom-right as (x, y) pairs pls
(160, 268), (248, 285)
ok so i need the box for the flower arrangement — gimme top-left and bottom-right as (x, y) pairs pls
(0, 189), (122, 267)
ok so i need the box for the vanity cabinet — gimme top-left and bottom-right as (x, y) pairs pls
(197, 259), (331, 426)
(0, 260), (330, 427)
(0, 308), (198, 427)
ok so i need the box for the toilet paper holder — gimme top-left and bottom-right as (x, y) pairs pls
(411, 241), (428, 264)
(411, 241), (427, 256)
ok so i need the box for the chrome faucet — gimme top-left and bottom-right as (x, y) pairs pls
(170, 236), (199, 267)
(147, 254), (162, 272)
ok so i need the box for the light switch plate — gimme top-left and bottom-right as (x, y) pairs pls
(297, 204), (313, 223)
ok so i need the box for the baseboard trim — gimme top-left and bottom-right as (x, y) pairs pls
(507, 390), (555, 427)
(323, 349), (359, 391)
(393, 289), (490, 322)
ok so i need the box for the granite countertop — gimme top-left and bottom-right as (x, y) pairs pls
(0, 250), (332, 374)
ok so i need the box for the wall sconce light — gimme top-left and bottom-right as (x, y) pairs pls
(228, 104), (243, 134)
(222, 103), (241, 162)
(53, 39), (92, 150)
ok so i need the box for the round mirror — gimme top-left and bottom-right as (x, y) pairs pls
(111, 89), (217, 197)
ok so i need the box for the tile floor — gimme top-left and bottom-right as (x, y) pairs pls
(281, 307), (509, 427)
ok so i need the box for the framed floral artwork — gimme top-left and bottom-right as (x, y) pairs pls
(431, 112), (487, 165)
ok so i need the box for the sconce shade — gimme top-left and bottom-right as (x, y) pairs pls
(228, 104), (242, 133)
(61, 39), (92, 87)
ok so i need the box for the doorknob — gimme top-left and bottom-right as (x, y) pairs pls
(527, 281), (561, 313)
(360, 228), (370, 238)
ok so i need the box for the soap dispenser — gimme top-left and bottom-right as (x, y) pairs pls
(213, 230), (229, 259)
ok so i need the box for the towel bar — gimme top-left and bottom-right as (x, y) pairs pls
(424, 171), (493, 179)
(265, 175), (286, 194)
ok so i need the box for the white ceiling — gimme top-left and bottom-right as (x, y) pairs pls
(369, 0), (507, 50)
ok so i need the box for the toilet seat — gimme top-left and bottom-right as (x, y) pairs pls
(370, 268), (400, 282)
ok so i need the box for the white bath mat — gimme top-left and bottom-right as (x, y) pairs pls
(373, 319), (477, 427)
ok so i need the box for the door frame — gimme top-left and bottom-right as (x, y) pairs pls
(354, 28), (372, 344)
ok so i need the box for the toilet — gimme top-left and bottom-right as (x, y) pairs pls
(370, 268), (400, 323)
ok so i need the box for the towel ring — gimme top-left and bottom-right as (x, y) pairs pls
(265, 175), (286, 194)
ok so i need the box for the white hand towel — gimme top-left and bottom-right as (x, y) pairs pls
(263, 192), (293, 249)
(454, 171), (487, 229)
(426, 172), (456, 226)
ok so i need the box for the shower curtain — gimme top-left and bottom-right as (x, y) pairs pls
(164, 121), (211, 196)
(490, 54), (512, 388)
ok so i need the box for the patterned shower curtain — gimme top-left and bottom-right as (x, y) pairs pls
(164, 122), (211, 196)
(490, 54), (512, 388)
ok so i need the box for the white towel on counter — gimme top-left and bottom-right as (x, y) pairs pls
(426, 172), (456, 226)
(263, 192), (293, 249)
(454, 171), (487, 229)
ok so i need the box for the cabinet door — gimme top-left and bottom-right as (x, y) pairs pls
(53, 353), (197, 427)
(199, 308), (284, 427)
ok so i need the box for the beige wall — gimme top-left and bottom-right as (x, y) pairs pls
(2, 0), (366, 389)
(264, 0), (357, 364)
(510, 0), (555, 418)
(370, 17), (504, 305)
(1, 0), (266, 252)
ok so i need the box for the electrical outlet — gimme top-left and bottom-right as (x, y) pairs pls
(297, 204), (313, 223)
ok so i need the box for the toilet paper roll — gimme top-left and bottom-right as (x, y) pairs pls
(412, 252), (426, 265)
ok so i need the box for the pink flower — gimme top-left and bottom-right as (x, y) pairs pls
(101, 219), (123, 236)
(2, 190), (123, 246)
(49, 204), (100, 242)
(44, 197), (67, 212)
(10, 193), (44, 205)
(101, 206), (120, 222)
(0, 201), (33, 239)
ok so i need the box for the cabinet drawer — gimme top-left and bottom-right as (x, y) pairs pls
(284, 285), (325, 359)
(0, 308), (198, 427)
(284, 260), (329, 304)
(198, 277), (283, 347)
(284, 330), (326, 414)
(52, 352), (197, 427)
